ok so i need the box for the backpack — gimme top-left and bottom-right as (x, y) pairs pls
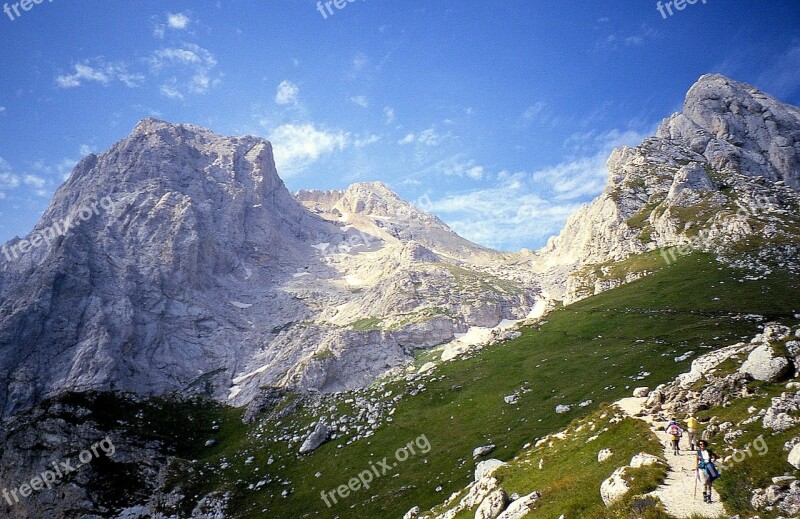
(667, 424), (681, 437)
(698, 450), (720, 481)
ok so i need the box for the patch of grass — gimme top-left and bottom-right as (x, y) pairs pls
(496, 407), (667, 518)
(350, 316), (383, 330)
(439, 263), (523, 294)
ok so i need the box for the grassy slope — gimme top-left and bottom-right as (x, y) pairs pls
(494, 408), (670, 519)
(159, 251), (798, 518)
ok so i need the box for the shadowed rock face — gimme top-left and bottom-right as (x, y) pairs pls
(0, 119), (540, 418)
(0, 119), (335, 416)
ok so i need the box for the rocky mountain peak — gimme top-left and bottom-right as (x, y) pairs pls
(657, 74), (800, 189)
(535, 75), (800, 297)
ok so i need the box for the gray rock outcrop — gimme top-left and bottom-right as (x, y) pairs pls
(739, 344), (792, 382)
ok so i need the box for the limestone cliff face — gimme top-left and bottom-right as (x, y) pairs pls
(0, 120), (540, 417)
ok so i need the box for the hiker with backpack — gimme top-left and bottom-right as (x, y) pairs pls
(666, 418), (684, 455)
(696, 440), (720, 503)
(686, 415), (700, 450)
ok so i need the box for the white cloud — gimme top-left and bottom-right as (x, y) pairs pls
(598, 24), (657, 51)
(160, 80), (184, 100)
(56, 60), (145, 89)
(534, 128), (648, 200)
(56, 63), (109, 88)
(154, 12), (191, 38)
(0, 107), (6, 113)
(418, 156), (485, 180)
(0, 158), (19, 199)
(354, 134), (381, 147)
(147, 44), (220, 98)
(397, 127), (449, 146)
(523, 101), (545, 121)
(22, 174), (46, 188)
(23, 174), (49, 196)
(398, 133), (416, 145)
(57, 158), (79, 180)
(167, 13), (191, 29)
(384, 106), (395, 124)
(428, 177), (582, 250)
(418, 127), (651, 250)
(350, 95), (368, 107)
(268, 124), (349, 176)
(275, 80), (299, 105)
(417, 128), (445, 146)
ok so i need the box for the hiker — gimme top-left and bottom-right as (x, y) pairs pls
(686, 415), (699, 450)
(696, 440), (720, 503)
(666, 418), (683, 455)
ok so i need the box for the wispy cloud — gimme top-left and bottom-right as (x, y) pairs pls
(268, 123), (349, 177)
(596, 23), (657, 51)
(0, 158), (19, 199)
(398, 127), (450, 146)
(275, 80), (300, 105)
(421, 127), (650, 250)
(757, 41), (800, 99)
(349, 95), (369, 108)
(147, 43), (221, 98)
(429, 175), (582, 250)
(384, 106), (395, 124)
(414, 155), (486, 180)
(56, 61), (144, 89)
(522, 102), (545, 122)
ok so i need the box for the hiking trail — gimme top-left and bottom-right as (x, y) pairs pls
(617, 397), (727, 518)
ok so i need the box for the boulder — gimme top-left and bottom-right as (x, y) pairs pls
(299, 421), (330, 454)
(598, 449), (613, 462)
(739, 344), (792, 382)
(600, 467), (629, 506)
(630, 453), (661, 468)
(763, 393), (800, 432)
(555, 404), (571, 414)
(475, 459), (507, 481)
(645, 390), (664, 408)
(402, 505), (421, 519)
(473, 444), (496, 458)
(632, 387), (650, 398)
(789, 443), (800, 469)
(496, 491), (541, 519)
(463, 477), (500, 509)
(475, 488), (509, 519)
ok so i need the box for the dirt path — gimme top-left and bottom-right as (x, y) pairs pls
(616, 397), (726, 518)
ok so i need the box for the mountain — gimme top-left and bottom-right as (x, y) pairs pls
(0, 74), (799, 518)
(0, 119), (540, 418)
(534, 74), (800, 302)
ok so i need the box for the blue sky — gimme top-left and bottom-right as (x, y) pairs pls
(1, 1), (799, 251)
